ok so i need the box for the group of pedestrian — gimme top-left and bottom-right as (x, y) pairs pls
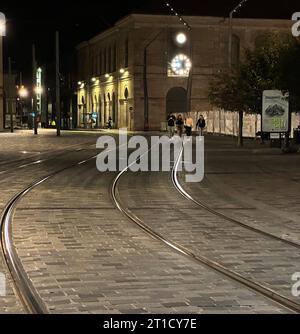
(167, 113), (206, 138)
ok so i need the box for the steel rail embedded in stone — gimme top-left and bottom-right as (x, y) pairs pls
(0, 152), (98, 314)
(172, 148), (300, 249)
(111, 147), (300, 314)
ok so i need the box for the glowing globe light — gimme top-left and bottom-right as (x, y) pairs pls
(176, 32), (187, 45)
(19, 86), (29, 98)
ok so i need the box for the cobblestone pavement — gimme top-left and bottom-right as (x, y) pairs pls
(185, 136), (300, 245)
(0, 129), (101, 169)
(118, 171), (300, 305)
(116, 136), (300, 309)
(11, 158), (288, 314)
(0, 130), (101, 313)
(0, 132), (298, 314)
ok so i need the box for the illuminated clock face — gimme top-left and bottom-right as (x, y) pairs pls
(171, 54), (192, 77)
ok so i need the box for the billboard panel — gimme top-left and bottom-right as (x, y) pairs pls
(262, 90), (289, 133)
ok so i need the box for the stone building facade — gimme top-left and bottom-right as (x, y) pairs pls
(76, 14), (291, 131)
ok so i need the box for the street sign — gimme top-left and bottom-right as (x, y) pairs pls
(92, 112), (98, 119)
(262, 90), (289, 133)
(270, 133), (280, 139)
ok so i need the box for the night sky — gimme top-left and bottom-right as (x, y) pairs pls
(1, 0), (299, 84)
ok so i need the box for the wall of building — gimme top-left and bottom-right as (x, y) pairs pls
(76, 14), (292, 132)
(76, 25), (136, 130)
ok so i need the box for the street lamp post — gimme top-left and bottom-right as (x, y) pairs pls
(18, 83), (28, 128)
(228, 0), (248, 69)
(56, 31), (61, 137)
(8, 57), (13, 133)
(143, 29), (165, 131)
(32, 44), (38, 135)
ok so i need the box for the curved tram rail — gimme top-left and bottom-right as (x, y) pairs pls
(172, 148), (300, 250)
(0, 134), (128, 313)
(0, 154), (98, 314)
(112, 148), (300, 314)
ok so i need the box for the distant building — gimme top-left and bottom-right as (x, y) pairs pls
(76, 14), (291, 132)
(3, 73), (17, 129)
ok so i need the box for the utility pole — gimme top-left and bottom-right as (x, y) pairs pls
(56, 31), (61, 136)
(8, 57), (13, 133)
(19, 72), (23, 127)
(32, 44), (38, 135)
(228, 0), (248, 69)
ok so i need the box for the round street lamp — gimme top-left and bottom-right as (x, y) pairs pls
(176, 32), (187, 45)
(19, 86), (29, 98)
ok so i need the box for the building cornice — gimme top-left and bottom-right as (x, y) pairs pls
(76, 13), (292, 50)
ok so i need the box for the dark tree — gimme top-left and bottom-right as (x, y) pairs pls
(209, 33), (300, 147)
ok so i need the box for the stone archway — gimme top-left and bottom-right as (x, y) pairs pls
(166, 87), (187, 116)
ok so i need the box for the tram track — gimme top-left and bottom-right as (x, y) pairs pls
(0, 141), (96, 178)
(0, 133), (128, 314)
(0, 149), (99, 313)
(3, 136), (300, 314)
(112, 146), (300, 314)
(172, 147), (300, 250)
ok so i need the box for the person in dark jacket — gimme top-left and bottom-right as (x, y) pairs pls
(167, 114), (176, 138)
(196, 115), (206, 136)
(176, 115), (184, 138)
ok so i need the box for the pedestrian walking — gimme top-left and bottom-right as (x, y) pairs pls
(167, 114), (176, 138)
(107, 117), (113, 129)
(185, 114), (194, 137)
(196, 115), (206, 136)
(176, 115), (184, 138)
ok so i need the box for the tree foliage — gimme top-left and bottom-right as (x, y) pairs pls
(209, 33), (300, 114)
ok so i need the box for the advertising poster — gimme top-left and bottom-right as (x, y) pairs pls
(262, 90), (289, 133)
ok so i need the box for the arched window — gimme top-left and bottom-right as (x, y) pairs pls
(99, 95), (102, 126)
(112, 92), (116, 122)
(124, 88), (129, 100)
(103, 94), (107, 123)
(166, 87), (187, 115)
(231, 34), (240, 67)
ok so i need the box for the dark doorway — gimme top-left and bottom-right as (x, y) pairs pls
(166, 87), (187, 115)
